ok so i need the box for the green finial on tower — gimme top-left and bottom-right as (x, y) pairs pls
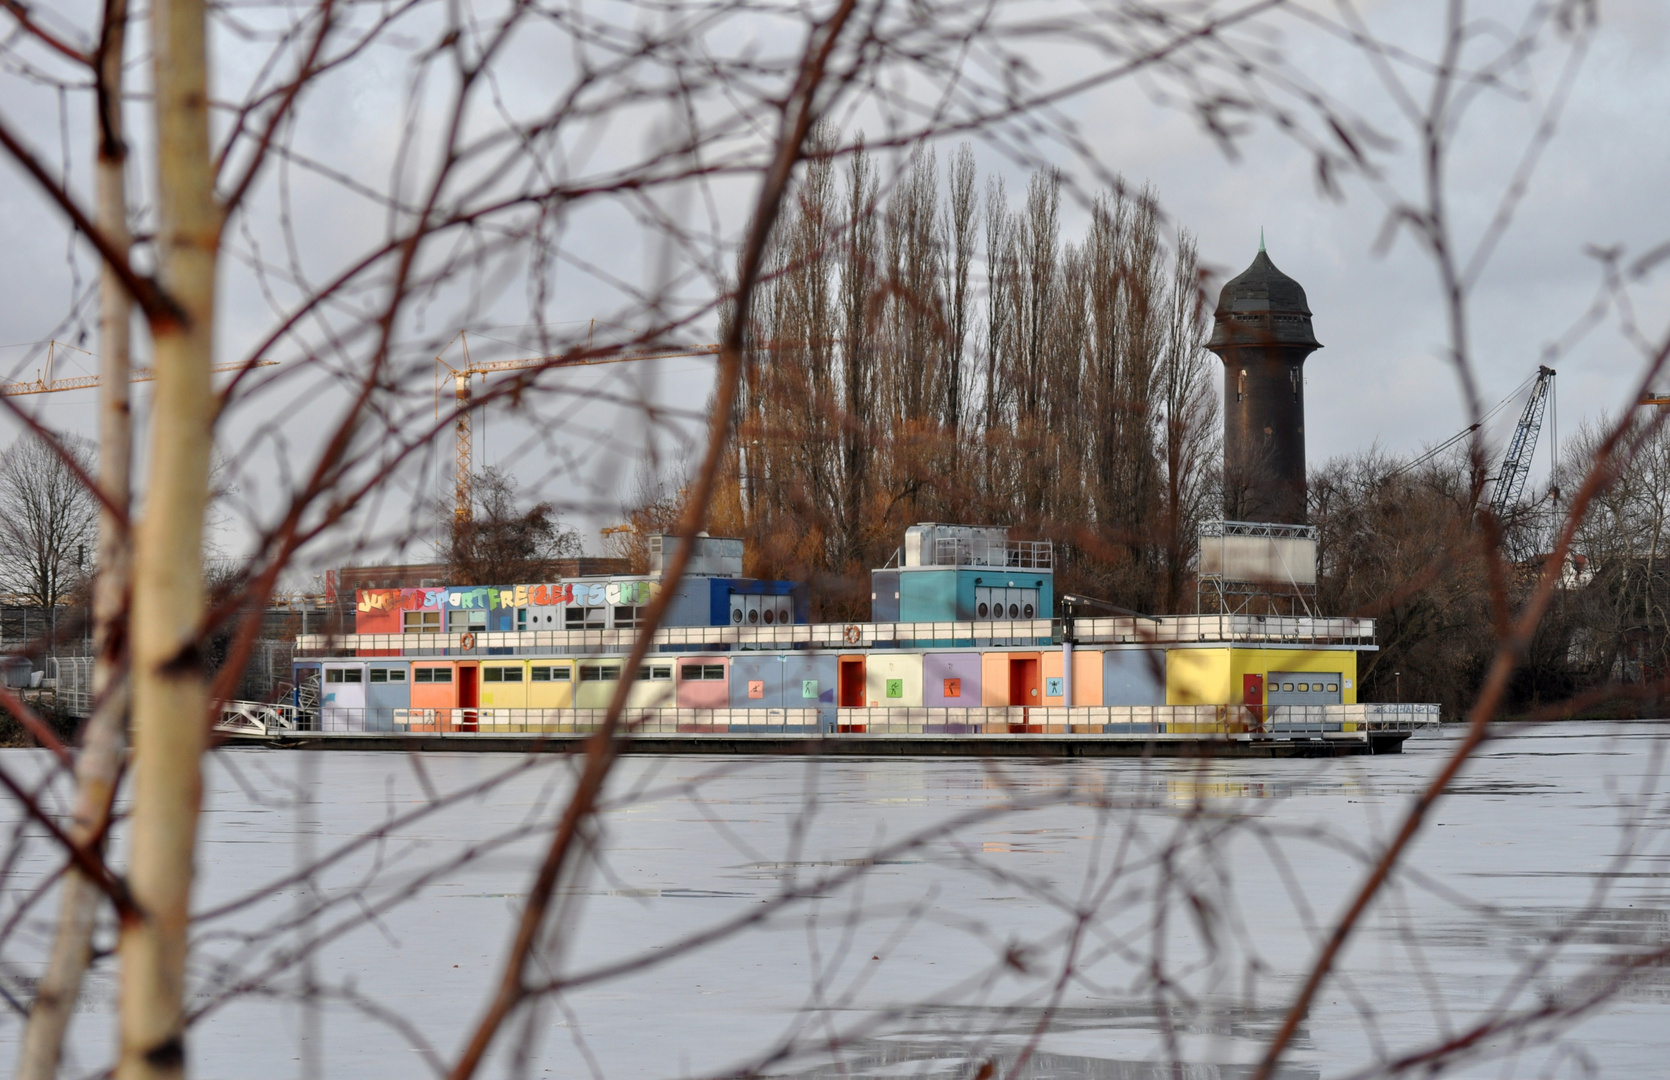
(1259, 227), (1266, 253)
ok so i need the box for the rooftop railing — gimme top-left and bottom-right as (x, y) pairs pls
(295, 613), (1375, 655)
(927, 536), (1054, 569)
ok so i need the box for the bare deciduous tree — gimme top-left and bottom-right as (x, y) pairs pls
(0, 434), (97, 613)
(449, 467), (583, 585)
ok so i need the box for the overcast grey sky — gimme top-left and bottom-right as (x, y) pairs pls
(0, 0), (1665, 562)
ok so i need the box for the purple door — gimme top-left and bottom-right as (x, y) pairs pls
(924, 653), (982, 706)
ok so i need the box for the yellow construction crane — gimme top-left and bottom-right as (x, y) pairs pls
(0, 339), (277, 397)
(436, 329), (720, 523)
(1642, 393), (1670, 407)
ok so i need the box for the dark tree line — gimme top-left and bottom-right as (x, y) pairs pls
(1311, 412), (1670, 718)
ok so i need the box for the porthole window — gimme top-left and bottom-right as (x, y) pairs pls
(1008, 603), (1019, 618)
(763, 608), (775, 624)
(977, 602), (989, 618)
(1298, 683), (1309, 692)
(1023, 603), (1034, 618)
(1327, 683), (1339, 692)
(732, 609), (743, 624)
(748, 608), (759, 624)
(1282, 683), (1294, 692)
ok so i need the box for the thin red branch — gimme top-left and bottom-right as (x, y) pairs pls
(0, 115), (185, 328)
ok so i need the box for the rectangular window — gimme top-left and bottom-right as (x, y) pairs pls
(370, 668), (388, 683)
(388, 668), (405, 682)
(638, 665), (672, 681)
(614, 606), (640, 629)
(516, 609), (528, 632)
(484, 667), (503, 683)
(342, 668), (362, 683)
(680, 664), (726, 681)
(501, 667), (523, 682)
(403, 610), (441, 633)
(566, 607), (607, 630)
(579, 665), (620, 682)
(529, 665), (571, 682)
(326, 669), (343, 683)
(414, 668), (452, 684)
(456, 610), (488, 631)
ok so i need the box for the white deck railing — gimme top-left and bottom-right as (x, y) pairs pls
(295, 614), (1376, 655)
(285, 702), (1437, 737)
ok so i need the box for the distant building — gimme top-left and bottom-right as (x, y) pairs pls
(1207, 241), (1322, 526)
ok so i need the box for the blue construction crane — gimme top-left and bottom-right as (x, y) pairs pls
(1489, 365), (1556, 520)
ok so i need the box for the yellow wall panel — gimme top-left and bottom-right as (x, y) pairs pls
(1228, 649), (1359, 704)
(866, 653), (923, 707)
(1166, 649), (1231, 705)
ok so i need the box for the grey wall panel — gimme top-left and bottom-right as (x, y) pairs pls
(780, 654), (838, 727)
(662, 577), (714, 627)
(728, 655), (785, 708)
(1104, 649), (1166, 706)
(365, 662), (411, 730)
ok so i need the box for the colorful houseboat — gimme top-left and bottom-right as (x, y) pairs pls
(292, 527), (1434, 751)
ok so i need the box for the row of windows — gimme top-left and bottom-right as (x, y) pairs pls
(332, 663), (684, 683)
(482, 665), (668, 681)
(487, 665), (581, 682)
(402, 607), (646, 633)
(330, 666), (1340, 695)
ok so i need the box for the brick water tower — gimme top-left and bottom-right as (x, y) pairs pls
(1207, 240), (1321, 525)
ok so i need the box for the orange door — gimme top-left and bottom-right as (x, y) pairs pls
(1009, 655), (1040, 732)
(1008, 657), (1039, 705)
(839, 657), (865, 707)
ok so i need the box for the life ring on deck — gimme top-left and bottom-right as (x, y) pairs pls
(843, 625), (862, 645)
(460, 632), (477, 650)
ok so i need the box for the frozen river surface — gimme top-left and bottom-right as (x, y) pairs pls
(4, 723), (1670, 1079)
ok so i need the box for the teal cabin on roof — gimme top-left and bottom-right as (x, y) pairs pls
(870, 525), (1053, 624)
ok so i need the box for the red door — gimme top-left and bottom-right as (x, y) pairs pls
(1009, 656), (1040, 731)
(1243, 673), (1264, 729)
(838, 657), (865, 732)
(457, 664), (479, 731)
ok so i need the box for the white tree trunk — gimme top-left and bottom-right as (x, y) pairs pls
(17, 2), (134, 1074)
(117, 0), (217, 1073)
